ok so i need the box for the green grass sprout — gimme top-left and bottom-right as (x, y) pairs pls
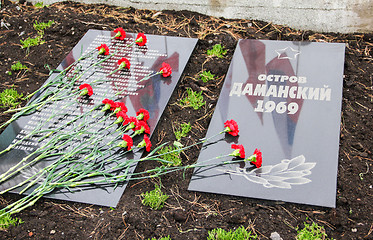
(33, 20), (54, 34)
(207, 226), (257, 240)
(11, 61), (28, 71)
(0, 210), (23, 230)
(0, 88), (23, 109)
(20, 35), (44, 49)
(141, 184), (169, 210)
(34, 2), (48, 8)
(296, 221), (334, 240)
(179, 88), (205, 110)
(20, 20), (54, 52)
(148, 236), (171, 240)
(200, 70), (215, 82)
(174, 122), (191, 141)
(157, 145), (182, 167)
(207, 44), (227, 58)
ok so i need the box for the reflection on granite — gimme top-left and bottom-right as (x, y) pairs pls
(189, 39), (345, 208)
(0, 30), (198, 207)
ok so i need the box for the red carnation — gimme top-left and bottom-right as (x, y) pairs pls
(114, 111), (128, 124)
(109, 101), (118, 111)
(114, 27), (126, 40)
(118, 57), (130, 70)
(135, 33), (147, 46)
(136, 108), (150, 121)
(223, 119), (239, 136)
(251, 149), (262, 168)
(118, 134), (133, 151)
(102, 98), (114, 111)
(159, 62), (172, 77)
(134, 121), (150, 135)
(137, 134), (151, 152)
(230, 144), (246, 158)
(113, 102), (127, 113)
(97, 44), (109, 55)
(102, 98), (113, 105)
(79, 83), (93, 96)
(124, 117), (139, 131)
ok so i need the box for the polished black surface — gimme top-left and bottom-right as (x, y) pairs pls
(188, 39), (345, 207)
(0, 30), (198, 207)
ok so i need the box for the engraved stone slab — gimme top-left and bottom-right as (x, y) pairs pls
(0, 30), (198, 207)
(188, 39), (345, 207)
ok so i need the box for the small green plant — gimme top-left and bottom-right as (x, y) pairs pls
(158, 145), (182, 167)
(148, 236), (171, 240)
(33, 20), (54, 34)
(207, 44), (227, 58)
(34, 2), (47, 8)
(207, 226), (257, 240)
(0, 210), (23, 230)
(141, 184), (169, 210)
(296, 221), (334, 240)
(20, 35), (45, 49)
(179, 88), (205, 110)
(200, 70), (215, 83)
(11, 61), (28, 71)
(147, 236), (171, 240)
(174, 122), (191, 141)
(0, 88), (23, 109)
(20, 20), (54, 51)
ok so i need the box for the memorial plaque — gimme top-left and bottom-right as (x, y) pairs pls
(188, 39), (345, 207)
(0, 30), (198, 207)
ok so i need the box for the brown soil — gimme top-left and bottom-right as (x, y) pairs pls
(0, 1), (372, 239)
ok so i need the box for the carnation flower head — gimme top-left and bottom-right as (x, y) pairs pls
(102, 98), (113, 105)
(136, 108), (150, 121)
(79, 83), (93, 96)
(114, 27), (126, 40)
(118, 134), (133, 151)
(230, 144), (245, 158)
(159, 62), (172, 77)
(137, 134), (151, 152)
(134, 121), (150, 135)
(97, 44), (109, 55)
(109, 101), (119, 111)
(124, 117), (139, 131)
(113, 102), (127, 113)
(118, 57), (130, 70)
(102, 98), (114, 111)
(114, 111), (128, 124)
(223, 119), (239, 136)
(135, 33), (147, 46)
(251, 148), (262, 168)
(245, 148), (262, 168)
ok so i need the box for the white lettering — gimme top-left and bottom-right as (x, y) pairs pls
(253, 84), (267, 96)
(229, 83), (243, 96)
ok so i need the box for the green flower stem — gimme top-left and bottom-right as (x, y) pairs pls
(55, 154), (244, 188)
(0, 133), (77, 183)
(6, 65), (83, 114)
(0, 50), (106, 128)
(107, 67), (121, 76)
(0, 104), (104, 182)
(24, 48), (96, 101)
(0, 152), (65, 195)
(200, 131), (226, 143)
(74, 53), (113, 82)
(0, 101), (102, 155)
(0, 131), (245, 215)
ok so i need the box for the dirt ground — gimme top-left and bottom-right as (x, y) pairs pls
(0, 1), (372, 239)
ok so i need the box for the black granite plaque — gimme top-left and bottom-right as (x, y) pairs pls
(188, 39), (345, 207)
(0, 30), (198, 207)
